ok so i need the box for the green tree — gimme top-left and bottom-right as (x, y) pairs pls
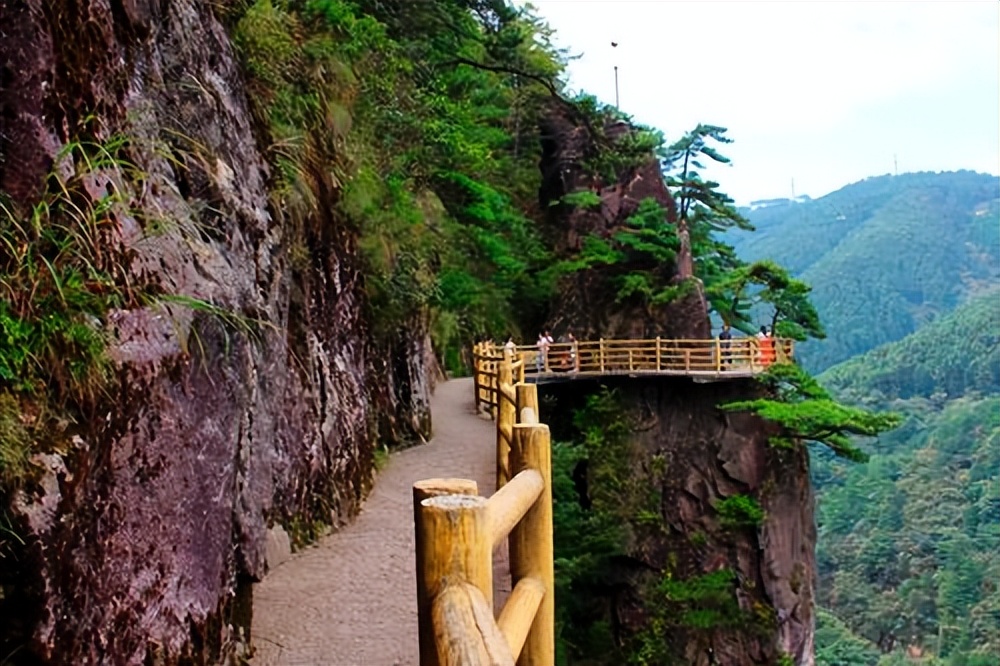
(711, 259), (825, 340)
(661, 124), (753, 280)
(815, 608), (882, 666)
(723, 363), (902, 461)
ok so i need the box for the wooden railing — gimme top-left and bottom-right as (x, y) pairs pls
(413, 353), (552, 666)
(475, 337), (793, 398)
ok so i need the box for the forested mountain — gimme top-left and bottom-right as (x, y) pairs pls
(812, 396), (999, 664)
(727, 171), (1000, 664)
(821, 290), (1000, 402)
(731, 171), (1000, 372)
(809, 290), (999, 664)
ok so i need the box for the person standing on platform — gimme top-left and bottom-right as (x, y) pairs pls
(719, 323), (733, 368)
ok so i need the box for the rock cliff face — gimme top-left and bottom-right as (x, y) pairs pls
(0, 1), (431, 663)
(539, 106), (815, 664)
(538, 108), (709, 341)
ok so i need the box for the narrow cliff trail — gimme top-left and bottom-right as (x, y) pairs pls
(251, 377), (505, 665)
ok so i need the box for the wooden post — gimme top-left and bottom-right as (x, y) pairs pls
(515, 383), (539, 427)
(715, 337), (721, 372)
(628, 348), (634, 372)
(497, 358), (515, 490)
(416, 493), (493, 666)
(684, 348), (691, 372)
(656, 336), (661, 372)
(414, 480), (481, 666)
(599, 338), (605, 373)
(490, 361), (498, 420)
(509, 424), (554, 665)
(473, 345), (478, 410)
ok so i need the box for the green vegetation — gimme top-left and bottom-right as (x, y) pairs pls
(662, 124), (753, 286)
(724, 363), (902, 461)
(820, 289), (1000, 402)
(551, 197), (687, 309)
(0, 137), (152, 493)
(814, 608), (882, 666)
(713, 259), (825, 340)
(0, 131), (270, 496)
(552, 391), (779, 664)
(633, 568), (771, 665)
(813, 393), (999, 664)
(230, 0), (572, 364)
(715, 494), (766, 529)
(0, 138), (136, 403)
(810, 320), (1000, 663)
(551, 389), (632, 664)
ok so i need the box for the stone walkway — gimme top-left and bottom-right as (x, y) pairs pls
(251, 377), (504, 666)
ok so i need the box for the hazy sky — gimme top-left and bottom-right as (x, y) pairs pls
(520, 1), (1000, 204)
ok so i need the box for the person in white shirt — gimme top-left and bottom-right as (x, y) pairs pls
(536, 331), (552, 372)
(504, 335), (516, 358)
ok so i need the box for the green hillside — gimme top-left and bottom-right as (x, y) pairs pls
(731, 171), (1000, 372)
(810, 288), (1000, 664)
(813, 394), (999, 665)
(820, 289), (1000, 402)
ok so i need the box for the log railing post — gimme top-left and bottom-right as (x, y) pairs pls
(515, 383), (539, 426)
(497, 357), (515, 490)
(472, 345), (478, 410)
(509, 423), (554, 665)
(490, 361), (498, 419)
(599, 338), (605, 373)
(656, 336), (661, 372)
(414, 479), (480, 665)
(415, 483), (488, 666)
(714, 337), (721, 373)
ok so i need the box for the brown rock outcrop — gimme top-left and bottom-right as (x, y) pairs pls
(538, 104), (815, 664)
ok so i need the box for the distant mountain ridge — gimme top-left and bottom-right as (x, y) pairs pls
(730, 170), (1000, 372)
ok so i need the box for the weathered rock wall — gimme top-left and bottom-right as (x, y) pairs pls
(546, 377), (815, 665)
(538, 105), (815, 664)
(0, 1), (431, 663)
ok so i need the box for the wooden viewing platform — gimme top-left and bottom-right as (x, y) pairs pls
(474, 336), (793, 412)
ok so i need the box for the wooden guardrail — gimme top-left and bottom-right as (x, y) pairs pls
(413, 352), (552, 666)
(474, 336), (793, 399)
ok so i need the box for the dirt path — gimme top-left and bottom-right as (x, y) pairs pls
(251, 377), (503, 666)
